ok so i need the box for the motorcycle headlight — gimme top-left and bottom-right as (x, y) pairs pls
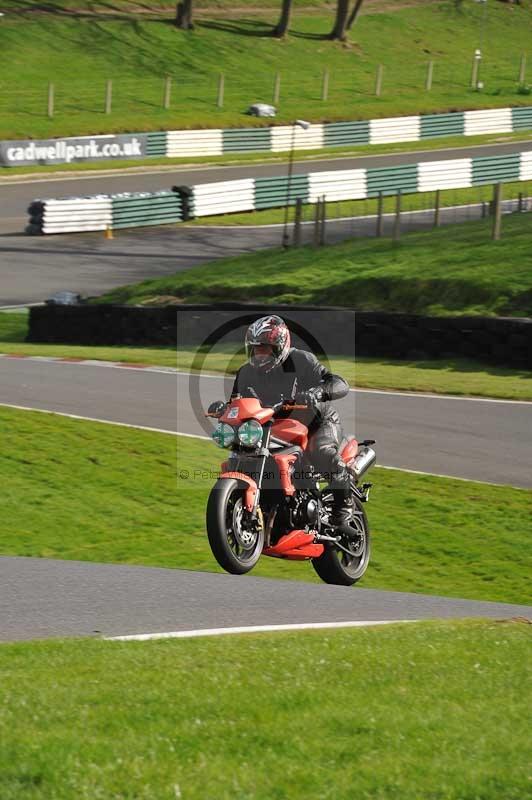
(212, 422), (235, 449)
(237, 419), (263, 448)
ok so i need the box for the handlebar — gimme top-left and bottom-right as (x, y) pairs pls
(271, 400), (308, 414)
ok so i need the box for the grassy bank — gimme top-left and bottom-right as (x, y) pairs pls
(1, 407), (531, 604)
(1, 621), (530, 799)
(97, 214), (532, 317)
(1, 1), (531, 138)
(2, 313), (531, 401)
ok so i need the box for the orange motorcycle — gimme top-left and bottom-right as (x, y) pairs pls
(206, 393), (376, 586)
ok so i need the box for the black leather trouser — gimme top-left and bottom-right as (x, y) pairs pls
(307, 410), (351, 502)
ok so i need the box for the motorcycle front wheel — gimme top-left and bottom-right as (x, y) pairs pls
(206, 478), (264, 575)
(312, 497), (371, 586)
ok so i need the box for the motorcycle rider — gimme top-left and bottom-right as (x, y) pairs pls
(219, 315), (353, 526)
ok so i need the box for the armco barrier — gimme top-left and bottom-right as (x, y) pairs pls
(4, 105), (532, 168)
(254, 175), (309, 210)
(111, 192), (183, 229)
(27, 191), (184, 234)
(27, 196), (112, 235)
(27, 304), (532, 368)
(30, 148), (532, 231)
(191, 179), (255, 217)
(471, 154), (521, 186)
(417, 158), (472, 192)
(366, 164), (419, 197)
(420, 112), (465, 139)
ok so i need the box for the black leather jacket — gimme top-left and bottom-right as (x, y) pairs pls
(231, 348), (349, 431)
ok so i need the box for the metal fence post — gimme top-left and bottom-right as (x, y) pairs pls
(293, 197), (303, 246)
(313, 199), (321, 247)
(217, 74), (224, 108)
(319, 195), (326, 246)
(434, 190), (441, 228)
(321, 68), (329, 101)
(163, 76), (172, 110)
(376, 191), (384, 237)
(47, 82), (54, 118)
(105, 80), (113, 114)
(492, 183), (503, 241)
(393, 191), (402, 241)
(273, 72), (281, 105)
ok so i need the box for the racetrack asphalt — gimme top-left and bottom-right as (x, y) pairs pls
(1, 556), (531, 642)
(1, 141), (532, 305)
(1, 359), (531, 488)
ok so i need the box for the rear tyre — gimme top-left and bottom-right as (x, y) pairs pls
(206, 479), (264, 575)
(312, 497), (371, 586)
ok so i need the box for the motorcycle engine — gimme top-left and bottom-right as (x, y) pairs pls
(291, 491), (322, 532)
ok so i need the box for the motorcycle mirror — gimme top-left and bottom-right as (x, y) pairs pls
(207, 401), (226, 417)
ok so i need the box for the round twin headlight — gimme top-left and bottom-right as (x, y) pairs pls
(237, 419), (263, 448)
(212, 423), (235, 449)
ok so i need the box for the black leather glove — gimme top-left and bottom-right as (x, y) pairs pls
(294, 387), (326, 407)
(207, 400), (227, 417)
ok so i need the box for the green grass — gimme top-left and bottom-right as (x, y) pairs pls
(1, 1), (532, 139)
(1, 407), (531, 604)
(97, 213), (532, 317)
(3, 313), (532, 400)
(189, 179), (532, 227)
(1, 621), (530, 799)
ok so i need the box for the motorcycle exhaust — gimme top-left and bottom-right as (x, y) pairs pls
(349, 445), (376, 481)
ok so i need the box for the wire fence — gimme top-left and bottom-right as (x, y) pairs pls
(283, 180), (532, 247)
(0, 55), (530, 124)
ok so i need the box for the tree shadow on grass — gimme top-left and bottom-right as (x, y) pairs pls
(7, 1), (167, 21)
(289, 29), (332, 42)
(198, 19), (331, 42)
(198, 19), (275, 39)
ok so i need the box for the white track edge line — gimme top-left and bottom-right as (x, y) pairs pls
(376, 464), (526, 490)
(0, 402), (183, 437)
(0, 403), (527, 488)
(106, 619), (412, 641)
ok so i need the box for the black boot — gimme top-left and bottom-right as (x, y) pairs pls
(330, 494), (354, 527)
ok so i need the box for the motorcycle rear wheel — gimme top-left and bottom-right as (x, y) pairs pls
(206, 478), (264, 575)
(312, 497), (371, 586)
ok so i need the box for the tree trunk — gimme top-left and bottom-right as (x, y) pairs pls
(273, 0), (293, 38)
(176, 0), (194, 30)
(347, 0), (365, 30)
(329, 0), (350, 41)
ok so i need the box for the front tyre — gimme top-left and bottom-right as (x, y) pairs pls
(312, 498), (371, 586)
(206, 479), (264, 575)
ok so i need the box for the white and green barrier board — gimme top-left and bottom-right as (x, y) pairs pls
(5, 106), (532, 168)
(28, 149), (532, 234)
(27, 191), (184, 235)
